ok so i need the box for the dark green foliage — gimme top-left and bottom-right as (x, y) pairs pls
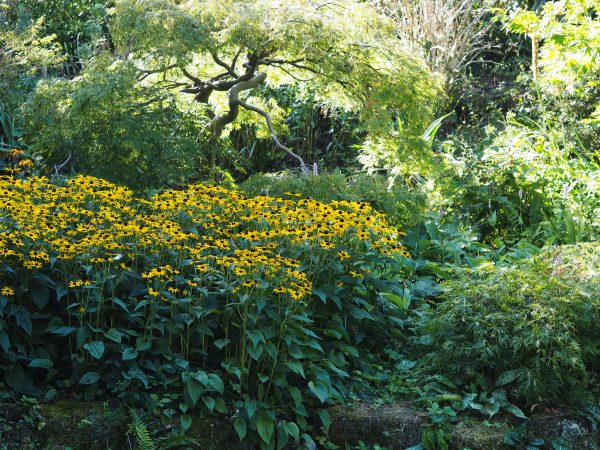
(414, 243), (600, 404)
(241, 172), (427, 227)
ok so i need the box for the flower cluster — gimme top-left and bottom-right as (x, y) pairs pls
(0, 175), (407, 305)
(1, 148), (34, 175)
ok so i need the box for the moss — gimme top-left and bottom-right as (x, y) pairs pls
(327, 403), (424, 449)
(452, 417), (511, 449)
(185, 415), (247, 450)
(38, 399), (128, 449)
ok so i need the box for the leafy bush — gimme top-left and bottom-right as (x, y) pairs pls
(414, 243), (600, 404)
(21, 58), (212, 189)
(241, 172), (426, 227)
(0, 17), (65, 150)
(0, 174), (410, 448)
(440, 115), (600, 245)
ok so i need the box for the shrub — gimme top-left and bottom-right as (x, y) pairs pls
(21, 58), (212, 189)
(0, 174), (410, 448)
(240, 172), (426, 227)
(413, 243), (600, 404)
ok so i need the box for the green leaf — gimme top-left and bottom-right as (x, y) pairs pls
(112, 297), (130, 313)
(308, 381), (328, 403)
(318, 409), (331, 433)
(207, 373), (224, 394)
(31, 285), (50, 309)
(191, 370), (208, 385)
(214, 398), (227, 414)
(348, 306), (374, 320)
(84, 341), (105, 359)
(28, 359), (53, 369)
(277, 424), (289, 450)
(283, 422), (300, 441)
(496, 370), (520, 387)
(49, 326), (77, 336)
(44, 388), (57, 402)
(505, 404), (527, 419)
(104, 328), (122, 343)
(125, 368), (148, 388)
(381, 292), (410, 309)
(247, 343), (264, 361)
(484, 401), (500, 417)
(76, 326), (89, 349)
(122, 347), (138, 360)
(286, 360), (305, 378)
(55, 285), (68, 302)
(202, 396), (215, 412)
(257, 412), (275, 444)
(422, 111), (453, 148)
(245, 401), (257, 418)
(289, 387), (302, 408)
(187, 378), (203, 405)
(245, 329), (265, 348)
(79, 371), (100, 385)
(180, 414), (192, 432)
(10, 305), (32, 335)
(0, 331), (10, 352)
(214, 338), (230, 349)
(31, 273), (55, 288)
(234, 415), (247, 440)
(136, 338), (152, 352)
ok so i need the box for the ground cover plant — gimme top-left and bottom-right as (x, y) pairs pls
(0, 173), (412, 448)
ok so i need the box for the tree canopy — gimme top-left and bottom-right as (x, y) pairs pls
(23, 0), (442, 185)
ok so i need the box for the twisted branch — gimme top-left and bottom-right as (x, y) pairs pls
(212, 71), (308, 174)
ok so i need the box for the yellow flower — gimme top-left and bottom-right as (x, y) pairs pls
(288, 289), (304, 300)
(68, 280), (91, 288)
(17, 159), (33, 168)
(7, 148), (23, 159)
(78, 306), (86, 313)
(148, 288), (160, 297)
(337, 251), (350, 260)
(234, 267), (247, 276)
(1, 287), (14, 296)
(196, 264), (209, 272)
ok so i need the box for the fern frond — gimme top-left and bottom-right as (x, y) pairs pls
(129, 410), (156, 450)
(156, 434), (201, 450)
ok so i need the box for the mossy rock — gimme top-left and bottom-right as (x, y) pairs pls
(528, 412), (600, 450)
(0, 399), (127, 449)
(327, 403), (424, 449)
